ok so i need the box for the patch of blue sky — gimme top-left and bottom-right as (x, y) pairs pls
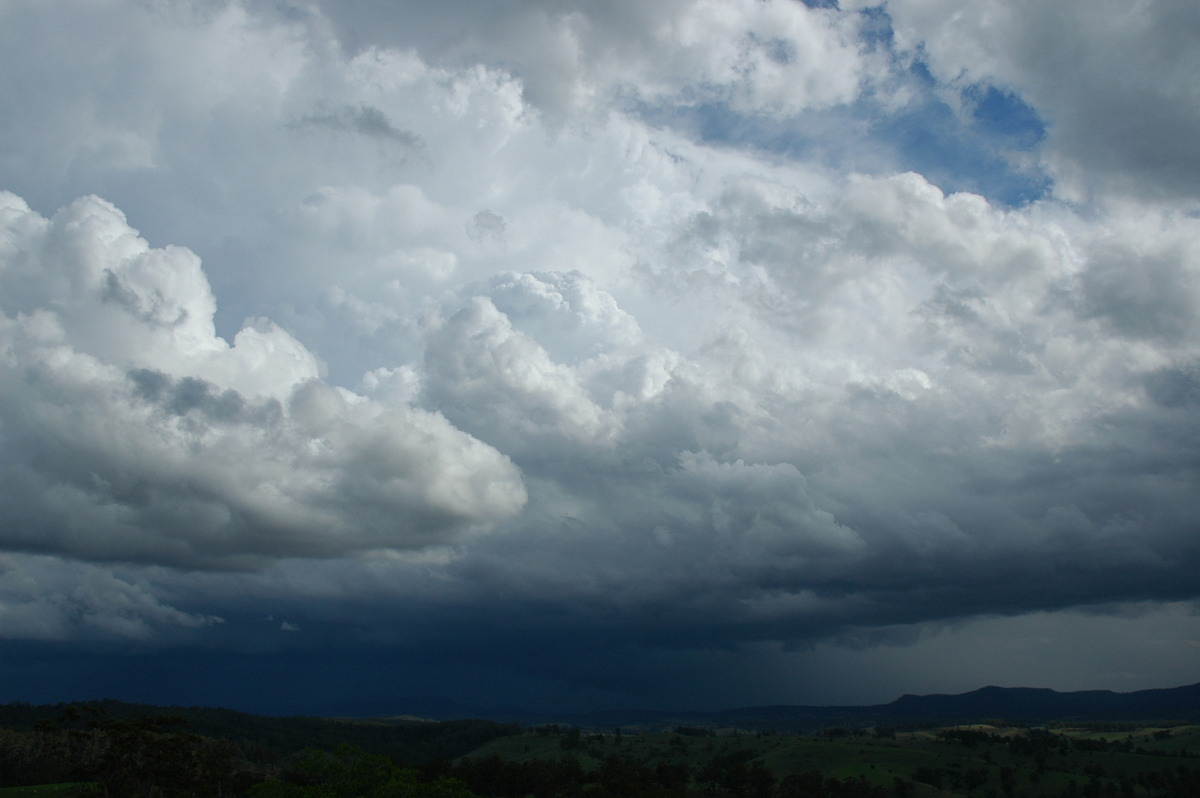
(643, 90), (1050, 207)
(637, 5), (1051, 208)
(965, 84), (1047, 150)
(877, 86), (1051, 206)
(856, 3), (898, 49)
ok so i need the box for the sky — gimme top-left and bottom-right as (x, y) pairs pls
(1, 0), (1200, 716)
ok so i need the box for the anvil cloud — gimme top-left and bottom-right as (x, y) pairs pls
(0, 0), (1198, 712)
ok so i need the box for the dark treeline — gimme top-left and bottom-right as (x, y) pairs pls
(0, 711), (895, 797)
(0, 699), (518, 761)
(938, 726), (1199, 758)
(0, 711), (893, 798)
(0, 701), (514, 797)
(247, 746), (1200, 798)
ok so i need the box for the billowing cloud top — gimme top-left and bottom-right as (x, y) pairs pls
(0, 0), (1198, 710)
(0, 192), (526, 569)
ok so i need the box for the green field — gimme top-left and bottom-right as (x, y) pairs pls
(4, 709), (1200, 796)
(0, 786), (84, 798)
(455, 723), (1200, 796)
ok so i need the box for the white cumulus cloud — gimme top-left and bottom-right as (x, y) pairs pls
(0, 192), (525, 568)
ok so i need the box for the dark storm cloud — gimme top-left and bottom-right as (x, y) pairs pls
(1145, 363), (1200, 409)
(1076, 245), (1198, 341)
(130, 369), (270, 424)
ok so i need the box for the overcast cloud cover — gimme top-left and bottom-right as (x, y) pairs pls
(1, 0), (1199, 713)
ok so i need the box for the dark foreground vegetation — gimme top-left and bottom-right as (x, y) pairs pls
(3, 701), (1200, 797)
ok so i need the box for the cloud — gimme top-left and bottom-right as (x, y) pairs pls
(423, 296), (604, 447)
(0, 555), (220, 641)
(294, 103), (424, 152)
(870, 0), (1200, 204)
(316, 0), (871, 119)
(392, 167), (1200, 653)
(0, 0), (1198, 709)
(0, 192), (525, 568)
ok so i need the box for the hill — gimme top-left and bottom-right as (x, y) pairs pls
(343, 682), (1200, 731)
(4, 688), (1200, 796)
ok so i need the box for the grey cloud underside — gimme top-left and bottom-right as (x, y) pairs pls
(3, 182), (1200, 644)
(0, 0), (1198, 702)
(416, 179), (1199, 647)
(0, 556), (222, 642)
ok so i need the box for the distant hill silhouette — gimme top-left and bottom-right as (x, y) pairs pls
(349, 682), (1200, 731)
(5, 682), (1199, 733)
(583, 682), (1200, 731)
(880, 682), (1200, 724)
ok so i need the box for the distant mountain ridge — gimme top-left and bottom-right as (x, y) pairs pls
(5, 682), (1199, 732)
(885, 683), (1200, 721)
(584, 682), (1200, 731)
(364, 682), (1200, 731)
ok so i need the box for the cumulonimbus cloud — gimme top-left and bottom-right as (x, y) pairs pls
(0, 0), (1198, 708)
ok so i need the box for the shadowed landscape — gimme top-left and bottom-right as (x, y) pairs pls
(3, 683), (1200, 797)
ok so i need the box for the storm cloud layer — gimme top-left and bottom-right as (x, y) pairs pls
(1, 0), (1198, 711)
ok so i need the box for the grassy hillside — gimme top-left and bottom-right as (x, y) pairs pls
(456, 722), (1200, 796)
(3, 700), (1200, 796)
